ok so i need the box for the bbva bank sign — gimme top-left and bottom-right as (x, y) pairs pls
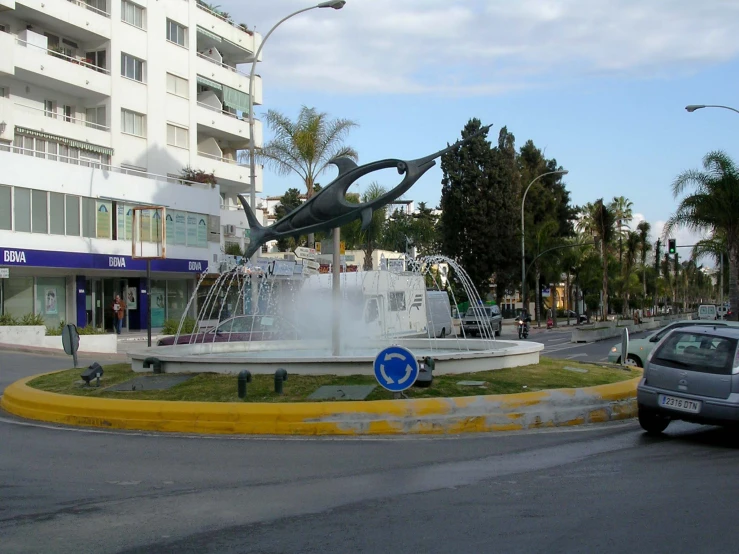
(3, 250), (26, 263)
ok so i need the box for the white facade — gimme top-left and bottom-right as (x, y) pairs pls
(0, 0), (264, 331)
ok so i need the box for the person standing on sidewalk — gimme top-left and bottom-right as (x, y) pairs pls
(112, 294), (126, 335)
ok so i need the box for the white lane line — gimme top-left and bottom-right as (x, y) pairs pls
(546, 337), (570, 343)
(564, 354), (588, 359)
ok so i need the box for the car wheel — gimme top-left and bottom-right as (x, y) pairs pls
(638, 407), (670, 435)
(440, 328), (446, 338)
(495, 324), (501, 337)
(623, 356), (643, 368)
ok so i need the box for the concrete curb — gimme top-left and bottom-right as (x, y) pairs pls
(0, 344), (127, 361)
(0, 372), (640, 436)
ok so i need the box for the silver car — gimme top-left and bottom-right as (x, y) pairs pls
(637, 325), (739, 434)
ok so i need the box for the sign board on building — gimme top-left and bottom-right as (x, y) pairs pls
(302, 266), (319, 276)
(304, 260), (320, 271)
(315, 242), (321, 253)
(388, 259), (405, 273)
(0, 268), (8, 278)
(293, 262), (304, 274)
(340, 241), (346, 255)
(272, 260), (296, 276)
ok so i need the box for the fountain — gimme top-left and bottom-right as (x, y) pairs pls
(128, 255), (543, 375)
(129, 130), (543, 375)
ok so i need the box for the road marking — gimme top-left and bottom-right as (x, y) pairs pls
(564, 354), (587, 359)
(546, 337), (570, 343)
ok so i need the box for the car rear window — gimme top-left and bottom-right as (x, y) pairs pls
(652, 331), (738, 375)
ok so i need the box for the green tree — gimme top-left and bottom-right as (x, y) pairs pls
(439, 120), (520, 298)
(636, 220), (651, 307)
(666, 151), (739, 319)
(586, 199), (617, 320)
(610, 196), (633, 264)
(273, 188), (303, 251)
(254, 106), (358, 247)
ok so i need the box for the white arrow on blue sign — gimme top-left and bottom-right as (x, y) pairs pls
(373, 345), (419, 392)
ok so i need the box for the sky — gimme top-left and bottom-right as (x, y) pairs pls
(221, 0), (739, 256)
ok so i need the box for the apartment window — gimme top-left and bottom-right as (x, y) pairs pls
(121, 109), (145, 137)
(44, 100), (55, 118)
(63, 105), (74, 123)
(0, 86), (7, 98)
(47, 142), (58, 161)
(32, 190), (48, 234)
(85, 49), (107, 72)
(121, 0), (144, 29)
(166, 73), (188, 98)
(166, 123), (188, 149)
(121, 53), (144, 82)
(86, 0), (108, 15)
(82, 197), (96, 238)
(86, 106), (106, 130)
(166, 19), (187, 47)
(35, 140), (45, 159)
(14, 188), (31, 232)
(0, 185), (10, 231)
(65, 195), (80, 236)
(49, 192), (65, 235)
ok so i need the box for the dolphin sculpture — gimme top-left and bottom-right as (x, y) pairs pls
(238, 124), (493, 260)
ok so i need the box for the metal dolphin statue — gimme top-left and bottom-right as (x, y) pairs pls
(238, 124), (493, 260)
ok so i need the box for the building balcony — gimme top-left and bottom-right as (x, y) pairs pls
(196, 101), (262, 148)
(13, 102), (111, 149)
(0, 28), (13, 75)
(194, 1), (259, 59)
(195, 53), (261, 106)
(0, 0), (15, 11)
(15, 0), (111, 41)
(196, 150), (262, 192)
(14, 35), (111, 99)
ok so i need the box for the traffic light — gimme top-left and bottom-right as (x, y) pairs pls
(668, 239), (676, 254)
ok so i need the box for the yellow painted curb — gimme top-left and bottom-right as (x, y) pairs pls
(1, 373), (641, 436)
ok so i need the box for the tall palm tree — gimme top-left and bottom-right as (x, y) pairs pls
(610, 196), (633, 264)
(636, 220), (651, 307)
(692, 230), (727, 303)
(621, 230), (641, 314)
(665, 151), (739, 320)
(255, 106), (358, 247)
(591, 199), (617, 320)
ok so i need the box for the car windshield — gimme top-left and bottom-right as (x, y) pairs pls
(652, 331), (738, 375)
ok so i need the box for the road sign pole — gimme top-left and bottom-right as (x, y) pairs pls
(147, 259), (152, 348)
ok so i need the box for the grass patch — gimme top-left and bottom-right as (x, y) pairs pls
(26, 357), (640, 403)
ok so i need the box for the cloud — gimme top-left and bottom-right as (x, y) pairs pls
(222, 0), (739, 95)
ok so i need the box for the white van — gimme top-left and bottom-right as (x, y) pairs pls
(698, 304), (717, 320)
(426, 290), (454, 337)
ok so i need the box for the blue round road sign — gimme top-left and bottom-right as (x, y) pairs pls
(373, 345), (419, 392)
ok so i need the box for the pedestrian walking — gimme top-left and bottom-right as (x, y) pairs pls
(112, 294), (126, 334)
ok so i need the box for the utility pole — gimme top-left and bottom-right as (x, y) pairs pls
(674, 253), (680, 310)
(654, 239), (661, 314)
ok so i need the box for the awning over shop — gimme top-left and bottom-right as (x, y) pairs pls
(196, 26), (222, 43)
(14, 126), (113, 156)
(196, 75), (222, 91)
(222, 85), (249, 112)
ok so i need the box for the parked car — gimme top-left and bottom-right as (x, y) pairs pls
(563, 310), (588, 324)
(157, 315), (299, 346)
(607, 319), (739, 367)
(637, 325), (739, 434)
(462, 305), (503, 337)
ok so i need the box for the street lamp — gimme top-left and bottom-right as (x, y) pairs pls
(245, 1), (346, 313)
(685, 104), (739, 115)
(520, 169), (569, 316)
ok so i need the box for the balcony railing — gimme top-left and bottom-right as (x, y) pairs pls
(16, 38), (111, 74)
(198, 150), (248, 167)
(15, 102), (110, 131)
(196, 101), (246, 121)
(67, 0), (111, 18)
(0, 144), (211, 189)
(195, 0), (254, 35)
(196, 52), (250, 78)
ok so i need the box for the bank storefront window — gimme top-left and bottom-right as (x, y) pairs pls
(150, 279), (194, 327)
(0, 185), (10, 230)
(2, 277), (33, 318)
(35, 277), (67, 328)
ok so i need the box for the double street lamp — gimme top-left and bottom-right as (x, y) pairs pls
(520, 170), (569, 315)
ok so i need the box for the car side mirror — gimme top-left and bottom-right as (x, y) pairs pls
(649, 335), (659, 343)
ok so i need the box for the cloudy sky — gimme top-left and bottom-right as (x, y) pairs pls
(221, 0), (738, 254)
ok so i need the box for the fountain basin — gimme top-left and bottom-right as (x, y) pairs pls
(129, 338), (544, 376)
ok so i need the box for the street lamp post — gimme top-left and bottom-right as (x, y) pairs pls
(520, 170), (568, 317)
(245, 0), (345, 313)
(685, 104), (739, 116)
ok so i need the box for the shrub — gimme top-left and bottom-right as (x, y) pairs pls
(0, 313), (18, 326)
(20, 313), (45, 326)
(46, 322), (106, 336)
(162, 317), (196, 335)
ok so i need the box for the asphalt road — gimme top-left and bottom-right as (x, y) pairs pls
(3, 349), (739, 553)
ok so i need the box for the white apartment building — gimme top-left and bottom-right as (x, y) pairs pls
(0, 0), (263, 331)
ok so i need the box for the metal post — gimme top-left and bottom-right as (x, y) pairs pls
(720, 253), (724, 306)
(146, 259), (152, 347)
(332, 227), (341, 356)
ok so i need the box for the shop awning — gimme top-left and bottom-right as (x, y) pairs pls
(15, 126), (113, 156)
(197, 75), (222, 91)
(222, 85), (249, 112)
(197, 26), (222, 43)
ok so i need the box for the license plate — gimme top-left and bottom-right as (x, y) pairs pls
(658, 394), (701, 413)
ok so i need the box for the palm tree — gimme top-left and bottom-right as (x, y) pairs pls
(620, 230), (641, 314)
(665, 150), (739, 320)
(610, 196), (633, 264)
(692, 230), (728, 303)
(591, 199), (617, 320)
(254, 106), (358, 247)
(360, 182), (388, 270)
(636, 220), (651, 307)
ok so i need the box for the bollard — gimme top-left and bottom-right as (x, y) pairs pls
(414, 356), (435, 388)
(142, 357), (163, 374)
(274, 368), (288, 395)
(237, 370), (252, 399)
